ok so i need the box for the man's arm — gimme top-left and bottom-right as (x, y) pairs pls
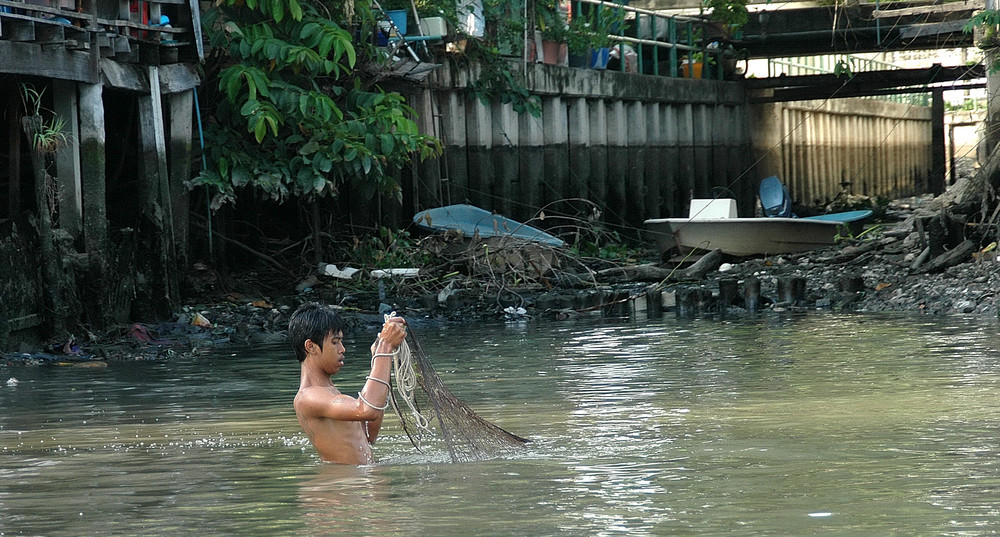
(360, 317), (406, 444)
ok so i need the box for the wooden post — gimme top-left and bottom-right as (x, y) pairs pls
(137, 68), (177, 314)
(743, 276), (761, 312)
(777, 276), (806, 305)
(645, 287), (663, 318)
(568, 97), (590, 215)
(80, 83), (109, 330)
(53, 80), (82, 238)
(7, 99), (21, 218)
(412, 87), (442, 211)
(23, 114), (66, 336)
(930, 88), (946, 195)
(985, 46), (1000, 160)
(168, 90), (193, 268)
(676, 286), (696, 318)
(718, 278), (738, 312)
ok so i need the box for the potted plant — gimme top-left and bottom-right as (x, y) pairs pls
(681, 51), (716, 78)
(701, 0), (749, 40)
(565, 4), (622, 69)
(535, 0), (568, 65)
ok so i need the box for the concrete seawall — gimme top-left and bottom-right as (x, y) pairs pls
(405, 61), (755, 231)
(751, 98), (934, 205)
(403, 61), (935, 229)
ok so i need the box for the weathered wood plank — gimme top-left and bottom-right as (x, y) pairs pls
(872, 0), (982, 18)
(0, 41), (97, 82)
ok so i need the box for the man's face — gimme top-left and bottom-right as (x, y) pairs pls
(318, 330), (346, 374)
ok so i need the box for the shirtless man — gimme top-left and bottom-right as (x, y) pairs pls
(288, 302), (407, 464)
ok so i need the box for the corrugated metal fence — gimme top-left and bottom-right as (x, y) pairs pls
(751, 98), (933, 205)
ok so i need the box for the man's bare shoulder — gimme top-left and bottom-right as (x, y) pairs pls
(295, 382), (340, 410)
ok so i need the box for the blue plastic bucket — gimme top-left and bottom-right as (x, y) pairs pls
(386, 9), (407, 35)
(589, 47), (610, 69)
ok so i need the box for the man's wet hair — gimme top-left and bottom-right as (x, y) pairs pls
(288, 302), (345, 362)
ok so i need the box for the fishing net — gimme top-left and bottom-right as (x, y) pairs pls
(383, 316), (528, 463)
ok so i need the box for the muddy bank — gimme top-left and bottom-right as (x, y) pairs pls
(6, 189), (1000, 365)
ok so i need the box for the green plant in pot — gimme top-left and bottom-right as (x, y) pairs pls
(534, 0), (568, 64)
(702, 0), (748, 39)
(565, 4), (622, 68)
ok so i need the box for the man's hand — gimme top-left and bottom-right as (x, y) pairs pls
(376, 317), (407, 351)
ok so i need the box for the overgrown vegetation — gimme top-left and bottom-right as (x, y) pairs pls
(193, 0), (442, 210)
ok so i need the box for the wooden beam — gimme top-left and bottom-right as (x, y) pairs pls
(0, 41), (97, 82)
(898, 20), (971, 40)
(751, 79), (985, 103)
(872, 0), (982, 18)
(746, 64), (984, 91)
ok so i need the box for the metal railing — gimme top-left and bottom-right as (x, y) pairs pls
(566, 0), (723, 79)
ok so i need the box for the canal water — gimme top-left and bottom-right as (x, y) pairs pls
(2, 313), (999, 536)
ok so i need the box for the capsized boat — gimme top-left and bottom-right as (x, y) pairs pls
(644, 198), (873, 256)
(413, 204), (566, 247)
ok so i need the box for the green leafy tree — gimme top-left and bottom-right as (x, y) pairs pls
(193, 0), (441, 209)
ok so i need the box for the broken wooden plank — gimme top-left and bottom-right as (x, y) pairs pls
(873, 0), (982, 18)
(916, 239), (977, 273)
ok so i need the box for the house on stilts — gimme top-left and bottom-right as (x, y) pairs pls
(1, 0), (202, 343)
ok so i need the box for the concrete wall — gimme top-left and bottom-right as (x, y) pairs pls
(407, 62), (755, 232)
(751, 98), (934, 205)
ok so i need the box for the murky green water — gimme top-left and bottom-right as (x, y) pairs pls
(3, 313), (1000, 536)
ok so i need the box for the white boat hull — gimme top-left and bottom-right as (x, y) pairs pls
(644, 217), (853, 257)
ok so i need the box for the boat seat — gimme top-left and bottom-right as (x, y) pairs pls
(689, 198), (737, 220)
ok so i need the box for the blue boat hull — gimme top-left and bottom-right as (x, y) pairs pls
(413, 204), (566, 247)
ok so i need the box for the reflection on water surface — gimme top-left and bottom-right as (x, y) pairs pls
(2, 313), (1000, 535)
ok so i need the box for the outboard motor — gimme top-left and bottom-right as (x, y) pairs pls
(759, 175), (793, 218)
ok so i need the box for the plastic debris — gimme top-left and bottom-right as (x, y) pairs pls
(190, 313), (212, 328)
(371, 268), (420, 279)
(6, 378), (18, 387)
(318, 263), (360, 279)
(503, 306), (528, 318)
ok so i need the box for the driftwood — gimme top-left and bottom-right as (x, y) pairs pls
(677, 249), (724, 280)
(817, 239), (882, 264)
(916, 239), (977, 273)
(595, 249), (724, 283)
(596, 264), (673, 283)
